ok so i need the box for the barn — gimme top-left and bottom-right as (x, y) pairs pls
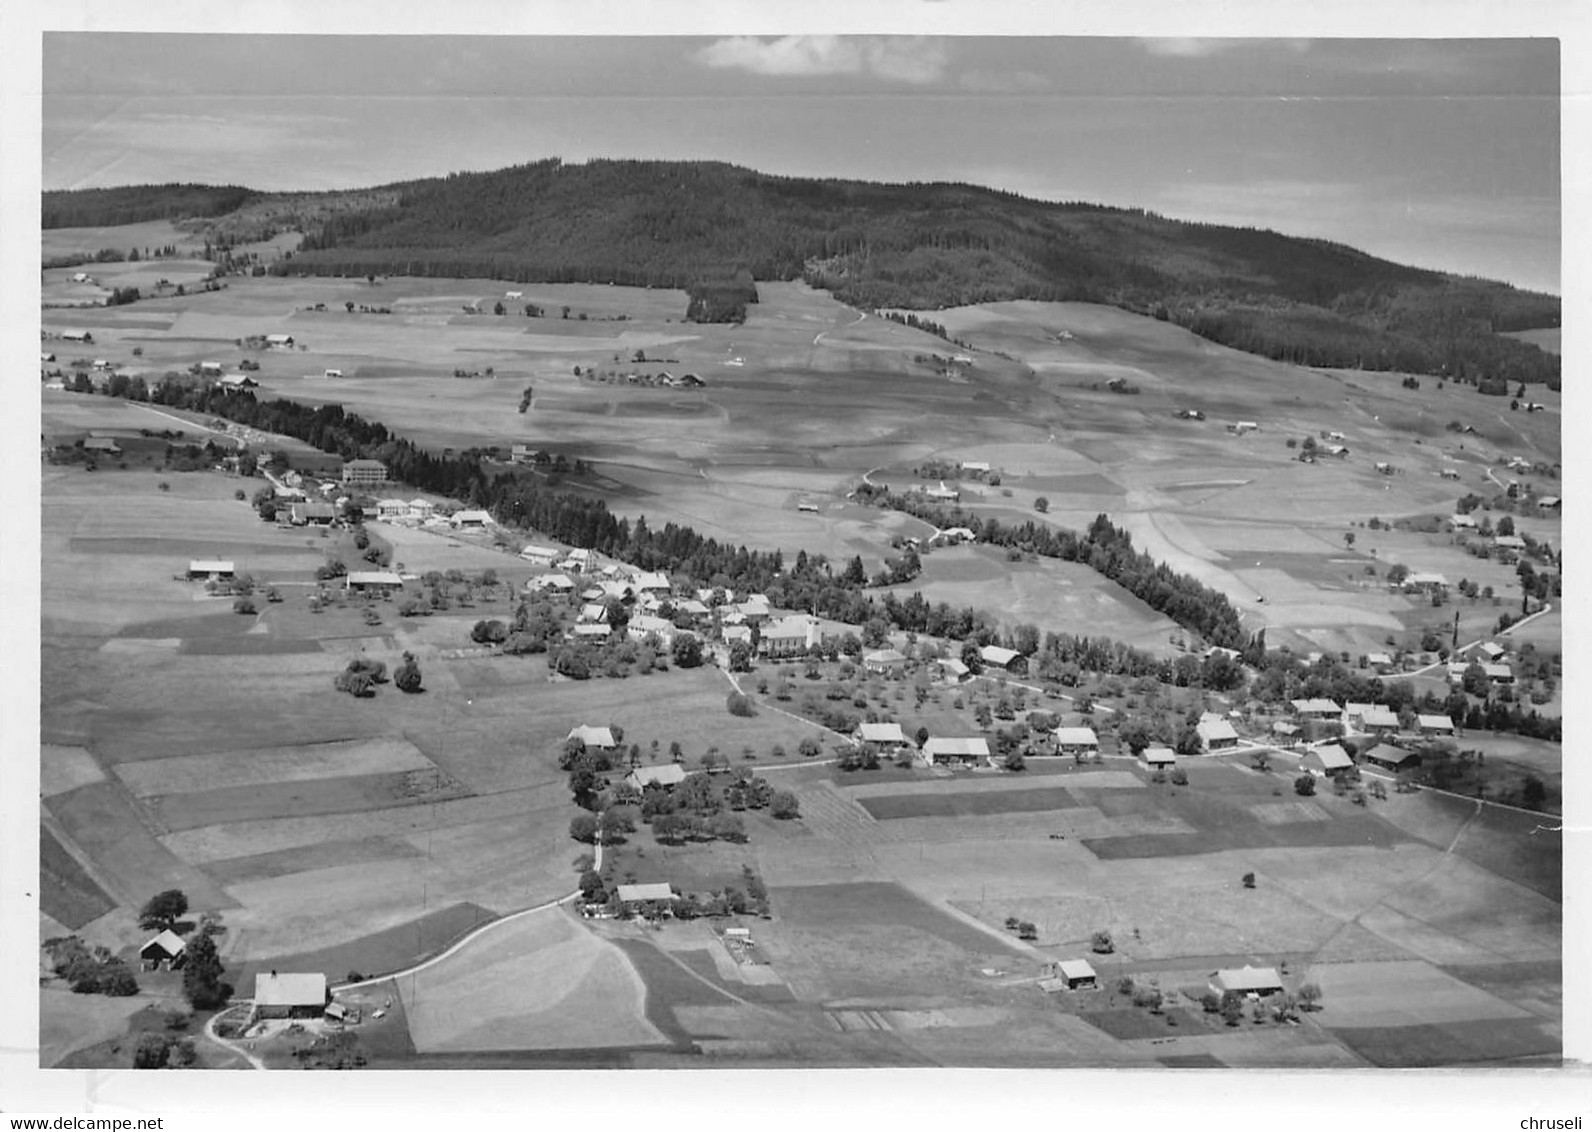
(253, 972), (329, 1020)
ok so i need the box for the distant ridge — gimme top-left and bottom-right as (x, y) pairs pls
(42, 159), (1559, 386)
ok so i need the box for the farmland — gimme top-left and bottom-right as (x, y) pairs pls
(35, 226), (1561, 1071)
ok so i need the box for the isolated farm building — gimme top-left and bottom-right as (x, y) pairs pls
(265, 333), (294, 348)
(1053, 726), (1099, 758)
(627, 614), (675, 644)
(937, 526), (977, 545)
(511, 444), (537, 463)
(937, 657), (970, 682)
(374, 498), (409, 521)
(341, 459), (388, 486)
(1450, 513), (1478, 530)
(1411, 714), (1456, 741)
(346, 571), (403, 593)
(188, 558), (235, 580)
(1302, 744), (1354, 776)
(323, 368), (344, 379)
(1492, 534), (1527, 552)
(863, 648), (908, 674)
(961, 460), (991, 473)
(1365, 652), (1395, 672)
(138, 930), (186, 970)
(450, 509), (491, 530)
(505, 290), (523, 300)
(1537, 496), (1561, 512)
(980, 645), (1022, 671)
(1054, 959), (1098, 990)
(1290, 698), (1341, 719)
(1209, 966), (1283, 999)
(1227, 421), (1259, 434)
(1196, 718), (1239, 751)
(519, 545), (558, 566)
(567, 725), (617, 751)
(253, 972), (329, 1020)
(1141, 746), (1177, 769)
(923, 481), (960, 502)
(1361, 743), (1418, 771)
(70, 272), (93, 283)
(571, 622), (612, 640)
(199, 361), (224, 376)
(627, 764), (687, 791)
(1323, 444), (1349, 458)
(856, 722), (909, 751)
(81, 436), (122, 455)
(290, 501), (336, 526)
(923, 737), (990, 766)
(761, 615), (824, 659)
(1401, 572), (1449, 595)
(61, 329), (92, 343)
(218, 373), (258, 389)
(615, 883), (678, 913)
(797, 502), (820, 514)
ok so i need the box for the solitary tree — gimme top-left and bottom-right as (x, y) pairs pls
(138, 889), (189, 932)
(1294, 774), (1317, 797)
(770, 790), (801, 819)
(394, 652), (423, 693)
(1297, 982), (1323, 1011)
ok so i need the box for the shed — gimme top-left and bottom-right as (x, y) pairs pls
(138, 930), (186, 969)
(1141, 746), (1176, 768)
(345, 571), (403, 592)
(253, 972), (328, 1019)
(980, 645), (1021, 670)
(1209, 965), (1283, 998)
(922, 737), (990, 766)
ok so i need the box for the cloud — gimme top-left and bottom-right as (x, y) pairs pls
(695, 36), (949, 84)
(1136, 38), (1311, 58)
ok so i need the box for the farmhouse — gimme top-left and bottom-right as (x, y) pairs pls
(218, 373), (258, 389)
(1440, 468), (1462, 480)
(1475, 641), (1506, 662)
(567, 725), (617, 751)
(505, 290), (523, 300)
(1228, 421), (1259, 434)
(519, 545), (558, 566)
(961, 460), (991, 474)
(1538, 496), (1561, 512)
(1361, 743), (1419, 771)
(863, 648), (908, 674)
(1357, 707), (1400, 734)
(1209, 966), (1283, 999)
(980, 645), (1021, 671)
(937, 657), (970, 682)
(1366, 652), (1395, 672)
(615, 883), (678, 913)
(923, 737), (990, 766)
(265, 333), (295, 348)
(1053, 726), (1098, 758)
(1141, 747), (1177, 769)
(61, 329), (92, 343)
(923, 481), (960, 502)
(1416, 714), (1457, 737)
(537, 573), (575, 593)
(82, 436), (122, 455)
(290, 501), (336, 526)
(253, 972), (328, 1020)
(627, 764), (687, 791)
(346, 571), (403, 593)
(199, 361), (223, 376)
(324, 368), (344, 379)
(1450, 513), (1478, 529)
(188, 558), (236, 580)
(1290, 698), (1341, 719)
(1196, 718), (1239, 751)
(1481, 663), (1515, 686)
(138, 930), (186, 970)
(1302, 744), (1354, 776)
(856, 722), (909, 751)
(1492, 534), (1526, 552)
(1401, 572), (1449, 595)
(452, 509), (493, 529)
(342, 459), (389, 486)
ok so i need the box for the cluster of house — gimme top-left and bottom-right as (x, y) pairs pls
(1444, 640), (1516, 687)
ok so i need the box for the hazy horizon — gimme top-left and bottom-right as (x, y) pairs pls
(42, 34), (1562, 295)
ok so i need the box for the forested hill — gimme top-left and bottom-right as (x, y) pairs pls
(44, 159), (1560, 384)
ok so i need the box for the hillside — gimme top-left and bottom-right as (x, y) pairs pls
(43, 159), (1559, 385)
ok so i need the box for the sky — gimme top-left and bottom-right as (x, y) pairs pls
(38, 33), (1566, 293)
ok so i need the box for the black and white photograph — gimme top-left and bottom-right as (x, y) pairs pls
(4, 2), (1586, 1125)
